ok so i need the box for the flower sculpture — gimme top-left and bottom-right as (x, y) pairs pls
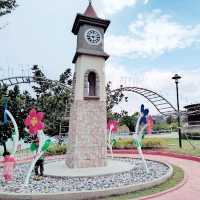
(24, 108), (50, 186)
(133, 104), (152, 173)
(147, 115), (154, 134)
(107, 120), (118, 132)
(24, 108), (44, 135)
(139, 104), (149, 125)
(2, 96), (19, 156)
(107, 120), (118, 158)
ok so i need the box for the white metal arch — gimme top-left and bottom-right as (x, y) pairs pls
(112, 87), (177, 116)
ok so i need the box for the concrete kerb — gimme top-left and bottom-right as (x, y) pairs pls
(138, 171), (188, 200)
(0, 159), (173, 200)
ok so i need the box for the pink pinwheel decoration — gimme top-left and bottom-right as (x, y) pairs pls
(107, 120), (118, 133)
(24, 108), (44, 135)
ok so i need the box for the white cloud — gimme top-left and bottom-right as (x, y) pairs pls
(105, 10), (200, 58)
(105, 62), (129, 88)
(99, 0), (138, 15)
(106, 63), (200, 114)
(95, 0), (149, 16)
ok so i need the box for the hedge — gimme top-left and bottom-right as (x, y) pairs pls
(112, 138), (166, 149)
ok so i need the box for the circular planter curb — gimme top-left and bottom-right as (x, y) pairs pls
(139, 168), (188, 200)
(0, 158), (173, 200)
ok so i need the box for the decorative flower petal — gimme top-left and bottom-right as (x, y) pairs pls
(29, 127), (37, 135)
(36, 122), (45, 130)
(29, 108), (37, 117)
(107, 120), (118, 133)
(24, 117), (31, 126)
(36, 112), (44, 121)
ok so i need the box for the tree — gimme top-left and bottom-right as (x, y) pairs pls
(0, 0), (17, 30)
(32, 66), (72, 136)
(32, 65), (50, 96)
(108, 110), (138, 133)
(165, 116), (178, 131)
(0, 0), (17, 17)
(106, 82), (128, 114)
(166, 115), (177, 124)
(0, 85), (11, 154)
(119, 111), (138, 132)
(0, 84), (29, 154)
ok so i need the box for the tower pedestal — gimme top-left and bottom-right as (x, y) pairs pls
(66, 100), (107, 168)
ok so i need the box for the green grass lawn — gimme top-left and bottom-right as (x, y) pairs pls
(112, 136), (200, 158)
(99, 165), (184, 200)
(163, 138), (200, 157)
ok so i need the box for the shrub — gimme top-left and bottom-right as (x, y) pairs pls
(112, 137), (166, 149)
(46, 144), (67, 156)
(113, 138), (134, 149)
(142, 138), (166, 149)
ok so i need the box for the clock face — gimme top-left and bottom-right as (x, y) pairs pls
(85, 29), (102, 45)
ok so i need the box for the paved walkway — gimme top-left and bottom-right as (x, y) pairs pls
(116, 154), (200, 200)
(1, 151), (199, 199)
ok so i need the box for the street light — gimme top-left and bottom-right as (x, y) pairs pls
(172, 74), (182, 148)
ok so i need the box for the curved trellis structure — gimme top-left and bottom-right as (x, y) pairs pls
(0, 76), (71, 91)
(0, 76), (34, 87)
(112, 87), (177, 116)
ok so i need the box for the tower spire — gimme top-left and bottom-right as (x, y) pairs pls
(84, 0), (98, 18)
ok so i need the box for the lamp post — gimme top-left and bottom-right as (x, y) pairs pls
(172, 74), (182, 148)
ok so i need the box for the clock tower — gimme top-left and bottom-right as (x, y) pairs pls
(66, 2), (110, 168)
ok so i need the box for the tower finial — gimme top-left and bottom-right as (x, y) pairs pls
(89, 0), (92, 5)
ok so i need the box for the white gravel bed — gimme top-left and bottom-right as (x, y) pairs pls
(0, 158), (170, 194)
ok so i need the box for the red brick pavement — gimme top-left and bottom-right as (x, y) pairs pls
(116, 153), (200, 200)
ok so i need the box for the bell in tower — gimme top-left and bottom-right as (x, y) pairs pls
(65, 1), (110, 168)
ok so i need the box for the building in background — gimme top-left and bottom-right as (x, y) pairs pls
(182, 104), (200, 139)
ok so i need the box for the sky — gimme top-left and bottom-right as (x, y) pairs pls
(0, 0), (200, 115)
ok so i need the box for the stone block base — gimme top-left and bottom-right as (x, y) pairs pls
(65, 100), (107, 168)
